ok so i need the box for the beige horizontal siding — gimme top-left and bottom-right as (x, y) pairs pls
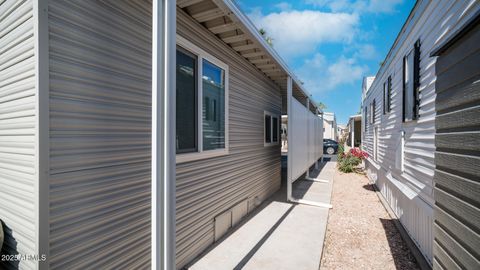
(47, 1), (152, 269)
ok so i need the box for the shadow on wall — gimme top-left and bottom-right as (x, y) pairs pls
(0, 220), (20, 269)
(379, 218), (420, 270)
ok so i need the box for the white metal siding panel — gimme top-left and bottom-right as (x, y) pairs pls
(47, 1), (152, 269)
(0, 0), (36, 269)
(176, 10), (282, 269)
(363, 0), (480, 264)
(290, 98), (322, 182)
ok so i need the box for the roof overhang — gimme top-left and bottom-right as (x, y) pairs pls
(177, 0), (319, 114)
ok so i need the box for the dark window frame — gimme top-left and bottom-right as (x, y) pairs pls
(403, 39), (421, 122)
(364, 106), (367, 131)
(383, 81), (386, 115)
(383, 75), (392, 114)
(372, 99), (376, 124)
(387, 75), (392, 113)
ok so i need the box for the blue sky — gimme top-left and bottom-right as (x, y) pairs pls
(235, 0), (415, 124)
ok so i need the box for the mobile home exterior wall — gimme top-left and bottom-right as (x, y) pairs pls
(323, 112), (337, 141)
(1, 1), (161, 269)
(0, 1), (37, 269)
(431, 15), (480, 270)
(47, 1), (153, 269)
(175, 9), (282, 269)
(362, 0), (480, 265)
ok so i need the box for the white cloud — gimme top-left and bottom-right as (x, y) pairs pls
(296, 53), (369, 94)
(274, 2), (292, 11)
(305, 0), (403, 14)
(248, 9), (359, 59)
(327, 56), (368, 88)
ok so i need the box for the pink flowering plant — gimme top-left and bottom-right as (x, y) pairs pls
(337, 147), (369, 173)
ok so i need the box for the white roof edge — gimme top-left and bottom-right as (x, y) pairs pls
(219, 0), (319, 111)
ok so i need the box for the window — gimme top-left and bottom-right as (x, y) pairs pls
(176, 48), (198, 154)
(202, 59), (226, 151)
(383, 81), (387, 114)
(364, 106), (367, 131)
(176, 36), (229, 163)
(387, 76), (392, 113)
(265, 115), (271, 143)
(403, 40), (421, 121)
(370, 100), (375, 124)
(382, 75), (392, 115)
(264, 111), (279, 146)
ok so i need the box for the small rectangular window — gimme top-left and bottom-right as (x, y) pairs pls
(373, 100), (376, 123)
(364, 106), (367, 131)
(265, 115), (271, 143)
(264, 111), (279, 146)
(387, 76), (392, 112)
(383, 82), (386, 115)
(403, 40), (420, 121)
(272, 117), (278, 142)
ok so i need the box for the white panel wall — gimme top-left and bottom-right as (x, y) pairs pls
(362, 0), (480, 264)
(0, 1), (37, 269)
(290, 98), (322, 182)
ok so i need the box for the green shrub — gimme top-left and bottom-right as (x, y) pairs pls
(338, 155), (361, 173)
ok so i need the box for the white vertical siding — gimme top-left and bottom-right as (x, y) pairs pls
(290, 98), (322, 182)
(363, 0), (480, 264)
(0, 0), (37, 269)
(47, 1), (152, 269)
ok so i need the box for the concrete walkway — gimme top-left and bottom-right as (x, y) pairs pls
(189, 160), (336, 270)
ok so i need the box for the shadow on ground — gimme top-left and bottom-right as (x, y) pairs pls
(362, 183), (376, 192)
(188, 156), (333, 270)
(380, 218), (420, 270)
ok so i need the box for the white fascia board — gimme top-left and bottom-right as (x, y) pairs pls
(217, 0), (319, 111)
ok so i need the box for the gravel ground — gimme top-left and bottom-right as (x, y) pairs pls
(320, 170), (420, 270)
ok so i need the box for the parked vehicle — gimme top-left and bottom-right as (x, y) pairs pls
(323, 139), (339, 155)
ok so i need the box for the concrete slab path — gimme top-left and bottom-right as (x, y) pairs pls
(189, 161), (336, 270)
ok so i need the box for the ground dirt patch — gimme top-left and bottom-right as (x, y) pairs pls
(320, 169), (419, 270)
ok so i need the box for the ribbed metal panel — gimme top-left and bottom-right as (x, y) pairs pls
(176, 10), (282, 269)
(47, 1), (152, 269)
(433, 17), (480, 270)
(362, 0), (480, 265)
(0, 0), (36, 269)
